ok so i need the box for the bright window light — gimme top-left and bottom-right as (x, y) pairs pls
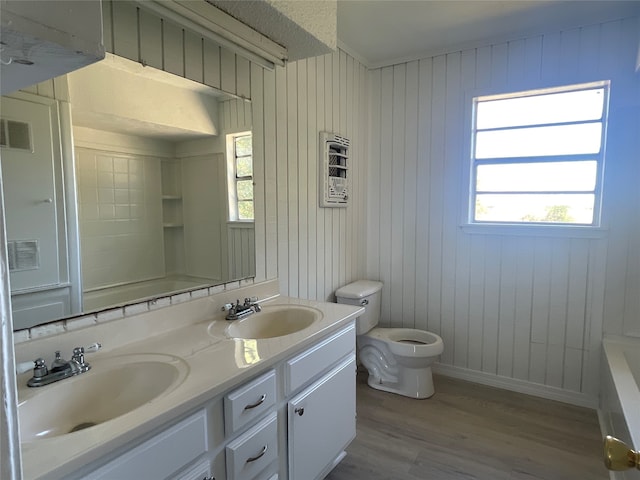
(475, 123), (603, 158)
(227, 132), (254, 221)
(470, 82), (609, 226)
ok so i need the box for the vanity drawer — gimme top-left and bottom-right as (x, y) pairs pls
(225, 370), (276, 435)
(225, 412), (278, 480)
(86, 409), (208, 480)
(285, 322), (355, 394)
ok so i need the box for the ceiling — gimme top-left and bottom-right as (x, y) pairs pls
(337, 1), (640, 68)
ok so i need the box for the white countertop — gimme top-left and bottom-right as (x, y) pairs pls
(17, 293), (363, 480)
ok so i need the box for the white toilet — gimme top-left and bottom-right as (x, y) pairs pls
(336, 280), (444, 399)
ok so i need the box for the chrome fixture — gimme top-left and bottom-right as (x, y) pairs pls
(26, 343), (102, 387)
(222, 297), (262, 321)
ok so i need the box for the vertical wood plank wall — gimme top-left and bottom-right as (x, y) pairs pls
(102, 0), (250, 99)
(250, 52), (368, 301)
(219, 99), (256, 282)
(367, 17), (640, 404)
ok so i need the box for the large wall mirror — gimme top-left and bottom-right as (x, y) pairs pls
(2, 53), (255, 331)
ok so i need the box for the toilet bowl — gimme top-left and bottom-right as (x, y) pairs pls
(336, 280), (444, 399)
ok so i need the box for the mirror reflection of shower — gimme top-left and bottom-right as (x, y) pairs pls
(2, 53), (254, 330)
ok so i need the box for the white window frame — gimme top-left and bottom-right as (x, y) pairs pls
(467, 81), (609, 232)
(226, 131), (254, 222)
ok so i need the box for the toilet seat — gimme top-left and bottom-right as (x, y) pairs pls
(365, 328), (444, 358)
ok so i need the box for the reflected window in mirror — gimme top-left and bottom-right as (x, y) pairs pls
(5, 55), (257, 332)
(227, 132), (254, 221)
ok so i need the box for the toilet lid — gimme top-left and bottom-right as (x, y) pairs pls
(336, 280), (383, 299)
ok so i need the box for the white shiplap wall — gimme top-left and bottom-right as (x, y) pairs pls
(250, 51), (368, 301)
(367, 17), (640, 405)
(102, 0), (251, 100)
(219, 99), (256, 282)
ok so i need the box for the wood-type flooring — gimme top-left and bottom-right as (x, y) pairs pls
(326, 370), (607, 480)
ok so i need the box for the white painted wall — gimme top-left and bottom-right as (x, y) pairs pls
(219, 99), (255, 282)
(180, 152), (226, 281)
(366, 16), (640, 404)
(249, 50), (369, 302)
(68, 58), (220, 138)
(102, 0), (251, 99)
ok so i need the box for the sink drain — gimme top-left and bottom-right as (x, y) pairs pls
(69, 422), (97, 433)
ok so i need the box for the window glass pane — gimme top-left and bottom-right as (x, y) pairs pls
(235, 135), (252, 156)
(238, 200), (254, 220)
(236, 180), (253, 200)
(475, 122), (602, 159)
(474, 193), (595, 224)
(236, 156), (253, 177)
(476, 161), (597, 192)
(476, 88), (604, 129)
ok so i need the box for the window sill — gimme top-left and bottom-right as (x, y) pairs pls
(227, 220), (255, 226)
(460, 223), (608, 238)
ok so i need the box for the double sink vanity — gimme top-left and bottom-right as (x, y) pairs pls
(14, 280), (363, 480)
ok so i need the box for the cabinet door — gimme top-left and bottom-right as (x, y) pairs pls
(288, 356), (356, 480)
(85, 410), (208, 480)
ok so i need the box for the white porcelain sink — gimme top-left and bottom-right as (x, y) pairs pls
(18, 353), (189, 441)
(225, 305), (322, 339)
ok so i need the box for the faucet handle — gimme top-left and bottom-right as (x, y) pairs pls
(71, 343), (101, 358)
(222, 303), (234, 312)
(244, 296), (258, 305)
(33, 358), (48, 378)
(71, 347), (93, 373)
(85, 342), (102, 353)
(72, 347), (85, 362)
(15, 360), (35, 375)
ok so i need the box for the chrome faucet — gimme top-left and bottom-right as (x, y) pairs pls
(26, 343), (102, 387)
(222, 297), (262, 321)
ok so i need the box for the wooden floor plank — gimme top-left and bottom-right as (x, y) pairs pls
(326, 371), (606, 480)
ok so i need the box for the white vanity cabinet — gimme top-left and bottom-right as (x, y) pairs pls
(84, 409), (211, 480)
(224, 371), (277, 436)
(70, 321), (356, 480)
(285, 325), (357, 480)
(225, 412), (279, 480)
(288, 357), (356, 480)
(224, 370), (279, 480)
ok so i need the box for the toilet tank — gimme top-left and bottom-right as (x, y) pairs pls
(335, 280), (383, 335)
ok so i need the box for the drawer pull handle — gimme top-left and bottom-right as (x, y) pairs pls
(246, 444), (268, 463)
(244, 394), (266, 411)
(295, 407), (304, 416)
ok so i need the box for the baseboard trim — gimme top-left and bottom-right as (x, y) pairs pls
(432, 363), (599, 409)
